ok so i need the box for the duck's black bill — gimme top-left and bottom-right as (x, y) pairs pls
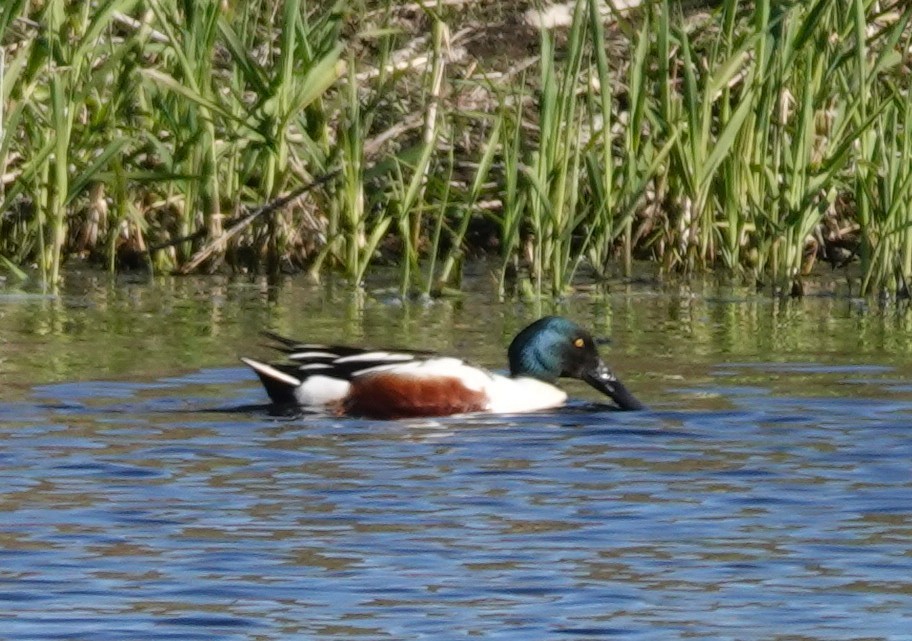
(583, 361), (645, 411)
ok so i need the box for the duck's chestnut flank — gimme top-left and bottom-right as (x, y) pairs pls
(242, 316), (644, 418)
(343, 373), (488, 419)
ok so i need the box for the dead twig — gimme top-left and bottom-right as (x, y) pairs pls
(173, 170), (340, 274)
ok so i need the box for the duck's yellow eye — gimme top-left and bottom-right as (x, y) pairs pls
(574, 338), (585, 348)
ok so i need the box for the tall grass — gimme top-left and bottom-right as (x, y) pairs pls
(2, 0), (912, 297)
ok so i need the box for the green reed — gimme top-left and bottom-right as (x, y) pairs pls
(431, 109), (501, 295)
(2, 0), (912, 298)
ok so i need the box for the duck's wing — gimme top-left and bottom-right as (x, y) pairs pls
(261, 331), (438, 375)
(261, 331), (398, 359)
(242, 332), (444, 406)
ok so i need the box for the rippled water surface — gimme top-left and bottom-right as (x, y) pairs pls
(2, 273), (912, 640)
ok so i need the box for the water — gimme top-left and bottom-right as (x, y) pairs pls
(2, 273), (912, 640)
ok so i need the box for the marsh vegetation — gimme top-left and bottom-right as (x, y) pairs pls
(2, 0), (911, 297)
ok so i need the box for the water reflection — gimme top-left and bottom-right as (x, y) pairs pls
(5, 272), (912, 378)
(1, 273), (912, 639)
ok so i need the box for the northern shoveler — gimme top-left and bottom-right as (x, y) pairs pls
(241, 316), (644, 419)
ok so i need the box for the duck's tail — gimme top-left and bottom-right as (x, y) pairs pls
(240, 357), (303, 405)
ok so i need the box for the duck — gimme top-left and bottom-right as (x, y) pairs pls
(241, 316), (644, 419)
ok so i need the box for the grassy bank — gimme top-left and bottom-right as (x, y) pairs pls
(1, 0), (911, 297)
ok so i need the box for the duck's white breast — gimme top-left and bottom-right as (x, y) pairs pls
(483, 375), (568, 414)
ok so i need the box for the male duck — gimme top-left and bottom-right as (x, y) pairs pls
(242, 316), (644, 419)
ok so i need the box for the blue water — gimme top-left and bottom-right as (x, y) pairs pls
(2, 277), (912, 640)
(2, 369), (911, 640)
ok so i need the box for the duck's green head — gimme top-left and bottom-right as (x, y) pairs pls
(507, 316), (644, 411)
